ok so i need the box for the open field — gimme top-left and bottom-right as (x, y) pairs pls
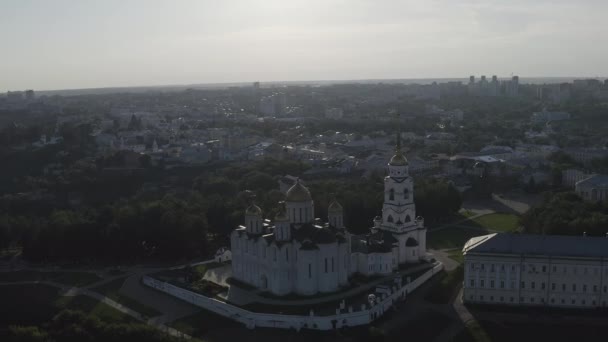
(0, 283), (134, 329)
(424, 266), (464, 304)
(464, 213), (519, 232)
(168, 309), (237, 339)
(93, 276), (161, 317)
(454, 318), (608, 342)
(428, 227), (485, 250)
(0, 270), (102, 286)
(428, 213), (519, 250)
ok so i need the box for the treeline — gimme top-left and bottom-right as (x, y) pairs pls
(8, 310), (183, 342)
(0, 159), (311, 262)
(1, 156), (462, 262)
(521, 192), (608, 236)
(414, 178), (462, 224)
(6, 195), (209, 262)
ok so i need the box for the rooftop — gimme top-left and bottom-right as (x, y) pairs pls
(464, 233), (608, 259)
(576, 174), (608, 188)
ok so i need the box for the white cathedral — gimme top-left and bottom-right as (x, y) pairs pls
(230, 138), (427, 296)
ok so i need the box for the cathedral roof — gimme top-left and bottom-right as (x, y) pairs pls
(328, 199), (343, 212)
(286, 179), (312, 202)
(351, 230), (396, 254)
(245, 204), (262, 215)
(293, 223), (338, 245)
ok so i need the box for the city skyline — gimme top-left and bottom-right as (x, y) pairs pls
(2, 0), (608, 92)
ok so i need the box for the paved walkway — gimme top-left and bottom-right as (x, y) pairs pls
(429, 249), (460, 272)
(120, 271), (200, 325)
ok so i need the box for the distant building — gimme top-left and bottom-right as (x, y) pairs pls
(576, 174), (608, 201)
(463, 233), (608, 309)
(325, 108), (344, 119)
(259, 93), (287, 116)
(6, 91), (24, 102)
(467, 75), (518, 97)
(562, 168), (592, 188)
(563, 147), (608, 165)
(531, 109), (570, 124)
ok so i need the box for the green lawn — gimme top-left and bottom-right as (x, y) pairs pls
(447, 249), (464, 264)
(168, 309), (237, 339)
(0, 270), (101, 287)
(428, 213), (519, 250)
(0, 283), (134, 328)
(453, 320), (492, 342)
(428, 227), (486, 250)
(453, 319), (608, 342)
(93, 277), (161, 318)
(424, 266), (464, 304)
(466, 213), (519, 232)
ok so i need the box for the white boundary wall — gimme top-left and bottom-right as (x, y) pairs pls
(143, 263), (443, 331)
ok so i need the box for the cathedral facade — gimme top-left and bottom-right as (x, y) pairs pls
(230, 139), (427, 296)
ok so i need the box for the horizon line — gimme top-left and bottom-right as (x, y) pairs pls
(4, 75), (608, 95)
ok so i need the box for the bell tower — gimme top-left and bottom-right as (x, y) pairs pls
(381, 130), (416, 233)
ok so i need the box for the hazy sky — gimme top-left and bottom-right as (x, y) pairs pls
(1, 0), (607, 91)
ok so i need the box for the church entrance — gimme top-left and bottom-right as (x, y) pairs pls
(260, 274), (268, 290)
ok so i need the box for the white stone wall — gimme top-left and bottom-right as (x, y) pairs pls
(286, 200), (314, 224)
(143, 263), (442, 331)
(464, 254), (608, 308)
(296, 248), (318, 295)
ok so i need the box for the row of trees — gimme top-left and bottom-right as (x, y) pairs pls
(521, 192), (608, 236)
(10, 195), (210, 262)
(8, 310), (183, 342)
(1, 155), (462, 262)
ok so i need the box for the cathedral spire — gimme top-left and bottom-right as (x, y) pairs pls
(389, 113), (408, 166)
(395, 128), (402, 153)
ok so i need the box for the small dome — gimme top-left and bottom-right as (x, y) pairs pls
(286, 179), (312, 202)
(328, 199), (343, 212)
(389, 152), (408, 166)
(245, 204), (262, 215)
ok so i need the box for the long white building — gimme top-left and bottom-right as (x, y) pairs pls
(231, 137), (427, 296)
(463, 233), (608, 308)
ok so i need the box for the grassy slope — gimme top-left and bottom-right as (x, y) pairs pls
(93, 277), (161, 317)
(0, 270), (101, 287)
(0, 283), (134, 328)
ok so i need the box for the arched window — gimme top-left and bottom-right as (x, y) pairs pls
(387, 215), (394, 223)
(405, 215), (411, 223)
(389, 188), (395, 201)
(403, 188), (409, 199)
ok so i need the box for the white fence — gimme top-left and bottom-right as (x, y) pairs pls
(143, 263), (443, 331)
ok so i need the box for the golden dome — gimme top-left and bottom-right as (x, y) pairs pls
(286, 180), (312, 202)
(389, 152), (408, 166)
(245, 204), (262, 215)
(328, 200), (343, 212)
(389, 129), (408, 166)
